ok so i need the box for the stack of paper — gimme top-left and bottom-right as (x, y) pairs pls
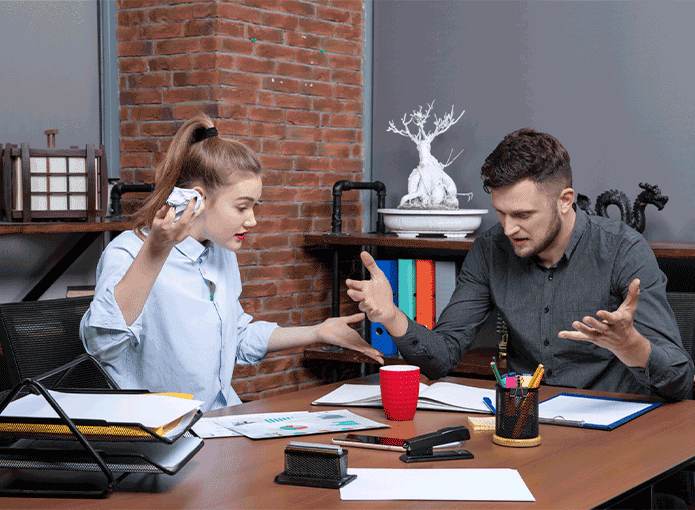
(0, 390), (204, 438)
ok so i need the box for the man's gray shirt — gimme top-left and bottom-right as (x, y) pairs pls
(393, 207), (694, 400)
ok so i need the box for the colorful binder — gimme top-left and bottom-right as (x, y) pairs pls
(398, 259), (416, 320)
(371, 260), (398, 355)
(415, 260), (435, 329)
(435, 260), (457, 321)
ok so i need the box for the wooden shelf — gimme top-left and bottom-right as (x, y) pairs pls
(0, 219), (134, 300)
(303, 232), (474, 251)
(304, 346), (504, 378)
(0, 219), (133, 236)
(303, 233), (695, 259)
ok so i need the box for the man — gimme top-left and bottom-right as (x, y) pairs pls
(347, 128), (693, 400)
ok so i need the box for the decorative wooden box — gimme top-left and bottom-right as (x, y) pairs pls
(0, 142), (108, 222)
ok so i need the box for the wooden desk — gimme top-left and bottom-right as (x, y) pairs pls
(4, 376), (694, 509)
(0, 219), (133, 300)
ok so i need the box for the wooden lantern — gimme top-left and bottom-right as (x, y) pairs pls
(0, 140), (108, 222)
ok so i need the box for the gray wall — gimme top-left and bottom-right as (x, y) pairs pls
(0, 0), (100, 149)
(0, 0), (102, 302)
(372, 0), (695, 242)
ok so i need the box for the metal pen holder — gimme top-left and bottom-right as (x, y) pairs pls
(492, 383), (542, 448)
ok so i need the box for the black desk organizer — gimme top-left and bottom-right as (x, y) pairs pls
(0, 378), (204, 498)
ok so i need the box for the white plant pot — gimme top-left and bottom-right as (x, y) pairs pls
(378, 208), (488, 239)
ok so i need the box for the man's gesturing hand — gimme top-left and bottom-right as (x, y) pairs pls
(558, 278), (651, 368)
(346, 251), (400, 325)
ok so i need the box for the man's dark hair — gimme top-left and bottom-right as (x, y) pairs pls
(480, 128), (572, 194)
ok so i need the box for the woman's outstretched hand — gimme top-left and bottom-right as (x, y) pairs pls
(317, 312), (385, 364)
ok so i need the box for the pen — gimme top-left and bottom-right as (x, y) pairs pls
(539, 417), (585, 427)
(483, 397), (496, 414)
(490, 359), (504, 386)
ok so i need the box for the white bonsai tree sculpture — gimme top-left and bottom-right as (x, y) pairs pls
(388, 101), (472, 210)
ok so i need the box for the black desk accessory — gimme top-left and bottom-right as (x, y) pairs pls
(274, 442), (356, 489)
(400, 426), (473, 463)
(0, 377), (203, 498)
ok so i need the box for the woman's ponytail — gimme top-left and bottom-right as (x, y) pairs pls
(133, 114), (214, 233)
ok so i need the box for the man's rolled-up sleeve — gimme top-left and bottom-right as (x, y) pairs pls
(617, 236), (694, 400)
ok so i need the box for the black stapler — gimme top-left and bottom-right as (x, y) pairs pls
(400, 425), (473, 463)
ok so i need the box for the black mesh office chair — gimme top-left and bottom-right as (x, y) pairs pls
(657, 292), (695, 505)
(0, 297), (118, 392)
(666, 291), (695, 364)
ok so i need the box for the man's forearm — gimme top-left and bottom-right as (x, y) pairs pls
(379, 307), (410, 338)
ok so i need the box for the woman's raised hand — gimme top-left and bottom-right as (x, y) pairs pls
(147, 198), (204, 257)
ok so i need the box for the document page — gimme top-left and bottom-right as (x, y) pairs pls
(311, 383), (429, 407)
(231, 409), (388, 439)
(539, 394), (655, 427)
(340, 468), (535, 501)
(416, 382), (495, 413)
(193, 411), (309, 438)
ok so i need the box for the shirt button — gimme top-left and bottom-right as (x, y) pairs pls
(543, 306), (550, 313)
(544, 339), (550, 346)
(548, 274), (553, 281)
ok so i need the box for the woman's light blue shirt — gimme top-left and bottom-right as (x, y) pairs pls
(80, 231), (278, 411)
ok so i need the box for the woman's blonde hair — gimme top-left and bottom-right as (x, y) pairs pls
(133, 113), (262, 232)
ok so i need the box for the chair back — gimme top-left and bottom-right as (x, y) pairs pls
(0, 297), (116, 390)
(666, 292), (695, 362)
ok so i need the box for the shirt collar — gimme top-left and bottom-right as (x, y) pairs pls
(138, 228), (211, 262)
(561, 203), (587, 262)
(174, 236), (210, 262)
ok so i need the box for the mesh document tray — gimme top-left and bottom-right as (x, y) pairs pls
(0, 379), (204, 498)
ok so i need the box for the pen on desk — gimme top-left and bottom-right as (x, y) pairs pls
(539, 417), (585, 427)
(483, 397), (496, 414)
(490, 359), (504, 386)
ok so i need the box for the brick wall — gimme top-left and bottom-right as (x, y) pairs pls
(116, 0), (366, 401)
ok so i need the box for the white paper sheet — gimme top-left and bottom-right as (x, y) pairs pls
(231, 409), (388, 439)
(340, 468), (535, 502)
(0, 391), (203, 429)
(538, 394), (655, 427)
(192, 411), (309, 438)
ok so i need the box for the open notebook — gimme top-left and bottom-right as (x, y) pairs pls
(312, 382), (495, 414)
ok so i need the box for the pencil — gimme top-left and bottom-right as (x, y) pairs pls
(529, 364), (545, 388)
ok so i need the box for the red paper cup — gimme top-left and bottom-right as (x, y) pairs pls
(380, 365), (420, 421)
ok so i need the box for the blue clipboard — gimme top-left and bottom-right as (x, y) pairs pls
(538, 392), (661, 430)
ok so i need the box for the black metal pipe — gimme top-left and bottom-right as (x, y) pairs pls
(110, 182), (154, 217)
(331, 180), (386, 235)
(333, 249), (341, 318)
